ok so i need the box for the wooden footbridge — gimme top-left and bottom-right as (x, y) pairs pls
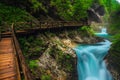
(0, 21), (85, 80)
(0, 38), (20, 80)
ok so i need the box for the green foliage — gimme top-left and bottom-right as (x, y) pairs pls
(108, 1), (120, 75)
(49, 47), (74, 72)
(50, 0), (93, 20)
(50, 0), (73, 20)
(97, 0), (120, 22)
(110, 34), (120, 72)
(80, 26), (94, 36)
(41, 74), (51, 80)
(0, 3), (33, 23)
(108, 1), (120, 37)
(29, 60), (39, 69)
(73, 0), (93, 20)
(112, 34), (120, 44)
(109, 9), (120, 34)
(18, 35), (46, 60)
(30, 0), (47, 13)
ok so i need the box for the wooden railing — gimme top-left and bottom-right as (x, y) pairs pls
(14, 21), (85, 30)
(1, 22), (11, 32)
(11, 23), (33, 80)
(0, 25), (1, 41)
(1, 21), (87, 35)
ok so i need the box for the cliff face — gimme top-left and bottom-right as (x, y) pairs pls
(0, 1), (109, 79)
(0, 0), (105, 22)
(88, 3), (105, 23)
(0, 0), (61, 21)
(18, 27), (101, 80)
(107, 10), (120, 80)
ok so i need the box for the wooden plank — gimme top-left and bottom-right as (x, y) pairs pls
(0, 38), (12, 42)
(3, 77), (16, 80)
(0, 71), (16, 80)
(0, 50), (13, 53)
(0, 59), (13, 63)
(0, 57), (13, 60)
(0, 56), (13, 59)
(0, 67), (15, 74)
(0, 37), (21, 80)
(0, 53), (13, 57)
(0, 46), (12, 49)
(0, 42), (11, 45)
(0, 61), (14, 66)
(0, 64), (14, 70)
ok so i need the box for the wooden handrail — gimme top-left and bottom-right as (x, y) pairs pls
(1, 21), (86, 33)
(15, 21), (83, 26)
(14, 21), (84, 30)
(11, 23), (33, 80)
(0, 25), (1, 41)
(15, 21), (83, 23)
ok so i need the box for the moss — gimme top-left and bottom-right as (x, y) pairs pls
(0, 2), (37, 32)
(30, 0), (47, 13)
(18, 35), (46, 60)
(29, 60), (39, 69)
(0, 3), (34, 23)
(49, 46), (74, 72)
(41, 74), (51, 80)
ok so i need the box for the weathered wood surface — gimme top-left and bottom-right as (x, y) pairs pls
(0, 38), (21, 80)
(0, 24), (33, 80)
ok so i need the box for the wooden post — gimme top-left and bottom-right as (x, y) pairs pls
(58, 21), (59, 27)
(30, 20), (32, 28)
(60, 21), (62, 27)
(52, 22), (53, 28)
(39, 21), (41, 29)
(62, 21), (64, 27)
(0, 18), (1, 41)
(0, 25), (1, 41)
(47, 21), (49, 28)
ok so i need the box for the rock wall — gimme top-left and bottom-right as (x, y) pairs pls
(18, 27), (102, 80)
(88, 3), (105, 23)
(107, 44), (120, 80)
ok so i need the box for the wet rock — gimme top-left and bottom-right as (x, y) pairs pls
(88, 8), (102, 23)
(38, 47), (67, 80)
(88, 4), (105, 23)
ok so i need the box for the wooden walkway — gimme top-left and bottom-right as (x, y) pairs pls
(1, 21), (87, 34)
(0, 23), (33, 80)
(1, 21), (86, 36)
(0, 38), (20, 80)
(0, 21), (87, 80)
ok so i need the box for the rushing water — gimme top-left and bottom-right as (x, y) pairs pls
(74, 28), (113, 80)
(95, 28), (111, 39)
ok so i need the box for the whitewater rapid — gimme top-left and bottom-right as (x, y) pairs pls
(74, 28), (113, 80)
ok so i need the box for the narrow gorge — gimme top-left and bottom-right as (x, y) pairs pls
(0, 0), (120, 80)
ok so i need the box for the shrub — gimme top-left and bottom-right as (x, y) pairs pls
(41, 74), (51, 80)
(29, 60), (39, 69)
